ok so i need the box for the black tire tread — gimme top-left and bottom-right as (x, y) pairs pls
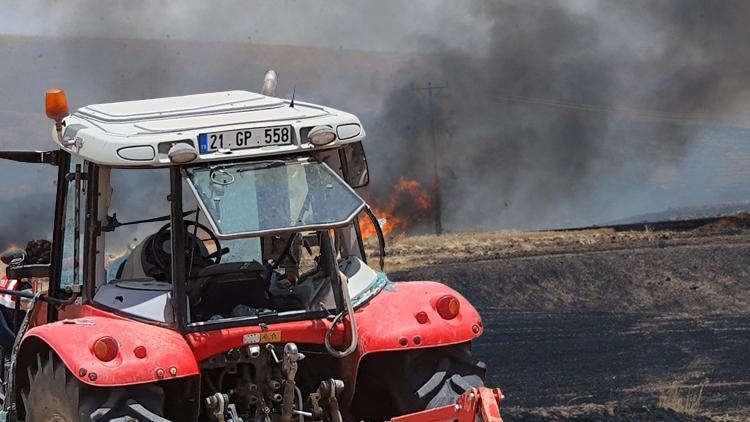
(25, 350), (80, 422)
(23, 350), (166, 421)
(351, 343), (486, 420)
(401, 344), (486, 412)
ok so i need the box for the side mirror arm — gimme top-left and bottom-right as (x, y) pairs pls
(6, 264), (51, 281)
(3, 264), (79, 306)
(0, 287), (78, 307)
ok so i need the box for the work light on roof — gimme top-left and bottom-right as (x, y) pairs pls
(261, 69), (278, 96)
(308, 125), (336, 146)
(168, 143), (198, 164)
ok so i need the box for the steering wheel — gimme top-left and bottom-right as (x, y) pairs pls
(150, 221), (224, 276)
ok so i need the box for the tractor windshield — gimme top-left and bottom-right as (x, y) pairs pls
(185, 160), (365, 239)
(86, 156), (384, 330)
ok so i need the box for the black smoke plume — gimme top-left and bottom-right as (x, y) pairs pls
(1, 0), (750, 245)
(368, 0), (750, 231)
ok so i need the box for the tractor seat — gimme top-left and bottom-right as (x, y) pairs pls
(188, 261), (271, 320)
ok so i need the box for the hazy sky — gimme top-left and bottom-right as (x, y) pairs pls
(0, 0), (490, 53)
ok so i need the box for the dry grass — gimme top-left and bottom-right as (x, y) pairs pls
(657, 382), (705, 415)
(362, 215), (750, 273)
(363, 228), (680, 272)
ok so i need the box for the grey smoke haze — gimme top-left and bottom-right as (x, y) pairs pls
(1, 0), (750, 245)
(370, 0), (750, 231)
(0, 0), (484, 53)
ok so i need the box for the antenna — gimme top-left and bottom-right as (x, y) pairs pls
(289, 85), (296, 108)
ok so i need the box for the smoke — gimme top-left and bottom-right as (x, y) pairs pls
(368, 0), (750, 231)
(1, 0), (750, 245)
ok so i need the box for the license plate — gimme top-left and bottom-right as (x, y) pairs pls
(243, 330), (282, 344)
(198, 126), (293, 153)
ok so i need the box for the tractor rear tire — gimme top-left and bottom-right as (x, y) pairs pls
(22, 350), (165, 422)
(351, 343), (486, 419)
(23, 351), (82, 422)
(403, 344), (486, 411)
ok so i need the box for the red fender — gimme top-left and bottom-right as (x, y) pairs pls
(20, 315), (199, 387)
(339, 281), (483, 405)
(353, 281), (483, 354)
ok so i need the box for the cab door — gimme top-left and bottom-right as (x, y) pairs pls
(0, 149), (81, 323)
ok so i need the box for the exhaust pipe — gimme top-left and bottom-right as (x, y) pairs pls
(261, 69), (278, 96)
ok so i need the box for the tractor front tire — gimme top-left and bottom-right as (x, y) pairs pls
(22, 351), (165, 422)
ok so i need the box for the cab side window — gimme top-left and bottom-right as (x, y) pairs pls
(60, 155), (87, 288)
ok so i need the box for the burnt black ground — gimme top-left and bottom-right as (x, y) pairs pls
(478, 312), (750, 418)
(391, 233), (750, 420)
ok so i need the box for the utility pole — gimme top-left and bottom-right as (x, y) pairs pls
(413, 81), (447, 235)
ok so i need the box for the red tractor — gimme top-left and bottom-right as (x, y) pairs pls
(0, 72), (502, 421)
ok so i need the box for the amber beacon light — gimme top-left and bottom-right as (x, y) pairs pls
(45, 88), (70, 128)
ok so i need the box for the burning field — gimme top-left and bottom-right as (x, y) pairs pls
(358, 177), (433, 239)
(370, 214), (750, 420)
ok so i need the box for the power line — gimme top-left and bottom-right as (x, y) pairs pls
(413, 81), (448, 235)
(493, 94), (748, 128)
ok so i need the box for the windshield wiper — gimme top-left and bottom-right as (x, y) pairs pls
(236, 160), (287, 172)
(206, 161), (286, 186)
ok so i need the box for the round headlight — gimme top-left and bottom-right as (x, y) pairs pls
(93, 336), (119, 362)
(308, 125), (336, 146)
(436, 295), (461, 320)
(168, 143), (198, 163)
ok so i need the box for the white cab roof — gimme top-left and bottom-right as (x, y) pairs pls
(56, 90), (364, 166)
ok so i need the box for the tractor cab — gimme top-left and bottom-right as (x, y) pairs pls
(43, 80), (383, 333)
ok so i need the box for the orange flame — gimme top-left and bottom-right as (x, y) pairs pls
(360, 177), (432, 239)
